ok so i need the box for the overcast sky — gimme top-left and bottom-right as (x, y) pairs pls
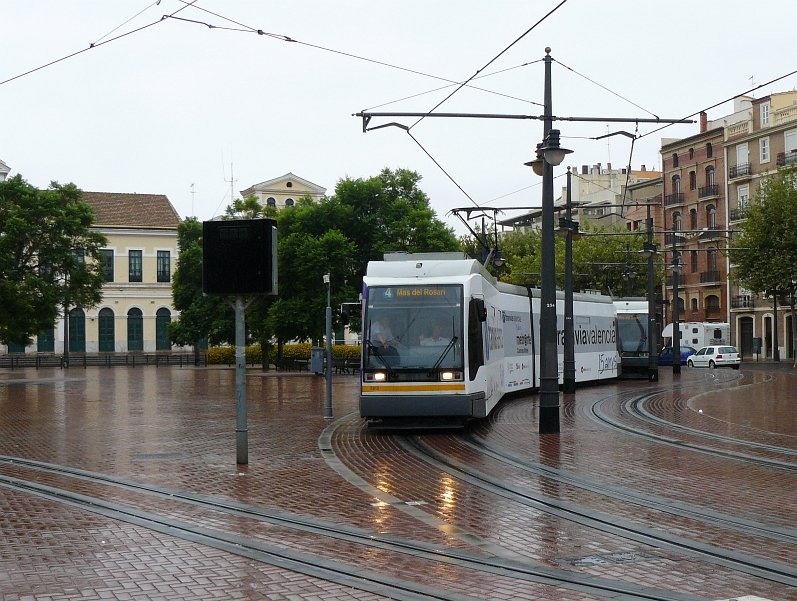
(3, 1), (796, 234)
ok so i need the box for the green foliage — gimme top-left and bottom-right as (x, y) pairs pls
(494, 224), (653, 296)
(170, 168), (459, 348)
(169, 217), (234, 347)
(0, 175), (107, 345)
(203, 343), (360, 365)
(730, 166), (797, 295)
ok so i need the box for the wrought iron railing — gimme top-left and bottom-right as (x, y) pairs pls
(698, 184), (719, 198)
(776, 151), (797, 167)
(729, 163), (752, 178)
(700, 270), (721, 283)
(664, 192), (684, 206)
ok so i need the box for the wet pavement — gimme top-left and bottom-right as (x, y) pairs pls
(0, 362), (795, 600)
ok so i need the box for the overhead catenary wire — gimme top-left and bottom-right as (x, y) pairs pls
(408, 0), (569, 131)
(0, 1), (200, 88)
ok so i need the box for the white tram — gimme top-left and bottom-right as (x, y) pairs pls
(360, 253), (620, 425)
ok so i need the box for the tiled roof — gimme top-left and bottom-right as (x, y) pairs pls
(81, 192), (181, 229)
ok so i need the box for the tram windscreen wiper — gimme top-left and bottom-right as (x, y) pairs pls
(429, 336), (457, 374)
(365, 340), (395, 376)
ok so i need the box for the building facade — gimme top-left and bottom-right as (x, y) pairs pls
(725, 91), (797, 360)
(660, 113), (728, 330)
(240, 172), (326, 211)
(2, 191), (183, 355)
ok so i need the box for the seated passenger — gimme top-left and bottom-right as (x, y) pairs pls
(420, 323), (448, 346)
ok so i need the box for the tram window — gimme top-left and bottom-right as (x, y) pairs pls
(468, 299), (485, 379)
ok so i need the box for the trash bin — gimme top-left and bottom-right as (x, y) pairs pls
(310, 347), (324, 374)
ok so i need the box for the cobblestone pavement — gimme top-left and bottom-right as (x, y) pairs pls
(0, 363), (795, 600)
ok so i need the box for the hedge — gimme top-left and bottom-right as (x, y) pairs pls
(205, 343), (361, 365)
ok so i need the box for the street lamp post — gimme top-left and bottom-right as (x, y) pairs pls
(323, 274), (333, 419)
(526, 48), (572, 434)
(557, 167), (579, 394)
(642, 205), (659, 382)
(670, 233), (682, 376)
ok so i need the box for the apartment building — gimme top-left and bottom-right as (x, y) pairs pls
(725, 91), (797, 359)
(660, 111), (728, 330)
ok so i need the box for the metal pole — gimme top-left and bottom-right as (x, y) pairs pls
(539, 47), (560, 433)
(646, 207), (659, 381)
(773, 292), (780, 362)
(672, 234), (681, 376)
(563, 167), (576, 394)
(235, 295), (248, 465)
(325, 278), (333, 419)
(63, 300), (70, 368)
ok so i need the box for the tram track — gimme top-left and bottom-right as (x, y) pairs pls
(460, 431), (797, 547)
(590, 392), (797, 471)
(400, 435), (797, 589)
(0, 454), (705, 601)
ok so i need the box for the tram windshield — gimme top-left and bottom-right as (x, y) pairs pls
(617, 312), (648, 356)
(364, 284), (464, 375)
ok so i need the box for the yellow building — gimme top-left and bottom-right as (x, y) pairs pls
(240, 172), (326, 210)
(8, 192), (183, 355)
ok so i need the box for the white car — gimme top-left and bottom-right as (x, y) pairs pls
(687, 345), (741, 369)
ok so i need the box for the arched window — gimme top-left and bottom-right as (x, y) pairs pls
(707, 247), (718, 272)
(691, 298), (698, 311)
(691, 250), (698, 273)
(672, 211), (682, 231)
(689, 148), (695, 160)
(706, 295), (720, 311)
(266, 197), (276, 208)
(127, 308), (144, 351)
(690, 208), (698, 229)
(672, 153), (679, 167)
(706, 142), (713, 158)
(689, 170), (696, 190)
(98, 308), (115, 352)
(672, 175), (681, 194)
(156, 308), (171, 351)
(69, 308), (86, 353)
(707, 205), (717, 229)
(285, 198), (294, 207)
(705, 165), (715, 186)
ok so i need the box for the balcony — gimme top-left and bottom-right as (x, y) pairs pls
(776, 150), (797, 167)
(774, 104), (797, 126)
(729, 163), (752, 179)
(700, 270), (721, 284)
(731, 295), (755, 309)
(704, 305), (722, 318)
(727, 121), (750, 139)
(700, 226), (724, 240)
(664, 192), (685, 206)
(698, 184), (719, 199)
(729, 207), (748, 222)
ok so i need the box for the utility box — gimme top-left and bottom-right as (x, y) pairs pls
(202, 219), (277, 295)
(311, 347), (324, 374)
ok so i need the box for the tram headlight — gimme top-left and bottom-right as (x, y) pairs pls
(366, 371), (387, 382)
(439, 370), (463, 382)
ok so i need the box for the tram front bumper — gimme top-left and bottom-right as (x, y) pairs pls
(359, 391), (487, 419)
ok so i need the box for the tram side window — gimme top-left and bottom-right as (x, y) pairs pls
(468, 299), (485, 380)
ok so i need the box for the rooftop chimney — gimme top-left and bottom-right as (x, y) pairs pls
(700, 111), (708, 133)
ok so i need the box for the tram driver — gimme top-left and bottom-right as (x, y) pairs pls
(371, 315), (400, 359)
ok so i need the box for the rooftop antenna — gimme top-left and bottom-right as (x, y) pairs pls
(189, 183), (196, 217)
(225, 162), (237, 206)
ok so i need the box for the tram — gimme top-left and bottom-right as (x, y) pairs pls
(614, 298), (651, 378)
(359, 253), (620, 425)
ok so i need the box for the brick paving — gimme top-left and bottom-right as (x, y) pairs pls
(0, 363), (795, 600)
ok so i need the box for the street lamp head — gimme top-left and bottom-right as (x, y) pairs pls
(541, 129), (572, 166)
(524, 142), (545, 176)
(640, 242), (658, 259)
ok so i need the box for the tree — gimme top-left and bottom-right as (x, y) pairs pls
(270, 168), (460, 344)
(169, 217), (234, 356)
(730, 166), (797, 298)
(0, 175), (107, 345)
(493, 223), (650, 296)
